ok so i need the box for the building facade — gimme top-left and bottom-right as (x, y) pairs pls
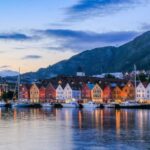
(30, 84), (40, 103)
(91, 84), (103, 103)
(63, 83), (72, 101)
(45, 83), (56, 102)
(81, 83), (92, 102)
(19, 84), (30, 100)
(56, 84), (64, 101)
(39, 86), (46, 102)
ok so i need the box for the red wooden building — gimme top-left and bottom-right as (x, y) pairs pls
(39, 85), (46, 102)
(81, 83), (92, 102)
(19, 84), (30, 100)
(103, 86), (112, 103)
(45, 82), (56, 102)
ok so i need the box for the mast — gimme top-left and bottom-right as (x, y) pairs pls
(18, 68), (20, 100)
(134, 65), (137, 101)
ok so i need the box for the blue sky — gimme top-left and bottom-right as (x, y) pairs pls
(0, 0), (150, 72)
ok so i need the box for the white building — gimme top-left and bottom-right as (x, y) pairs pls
(136, 82), (147, 100)
(76, 66), (85, 77)
(146, 83), (150, 100)
(63, 83), (72, 100)
(56, 84), (64, 101)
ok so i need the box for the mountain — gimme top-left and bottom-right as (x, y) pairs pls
(0, 70), (19, 77)
(21, 31), (150, 80)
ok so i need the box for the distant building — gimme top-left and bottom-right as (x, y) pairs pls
(76, 66), (85, 77)
(93, 72), (124, 79)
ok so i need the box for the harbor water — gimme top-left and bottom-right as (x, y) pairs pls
(0, 108), (150, 150)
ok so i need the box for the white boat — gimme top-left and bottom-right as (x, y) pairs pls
(0, 101), (6, 107)
(41, 103), (53, 108)
(119, 101), (140, 107)
(12, 101), (31, 108)
(104, 102), (118, 108)
(62, 101), (79, 108)
(83, 101), (99, 108)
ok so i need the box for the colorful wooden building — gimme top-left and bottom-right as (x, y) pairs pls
(39, 85), (46, 102)
(112, 86), (122, 101)
(45, 82), (56, 102)
(103, 85), (112, 103)
(19, 84), (30, 100)
(90, 83), (103, 103)
(121, 81), (135, 100)
(81, 83), (92, 102)
(30, 83), (40, 103)
(56, 84), (64, 101)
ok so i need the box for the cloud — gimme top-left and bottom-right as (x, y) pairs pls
(141, 23), (150, 31)
(0, 65), (11, 69)
(39, 29), (139, 51)
(0, 33), (35, 41)
(66, 0), (146, 20)
(22, 55), (42, 60)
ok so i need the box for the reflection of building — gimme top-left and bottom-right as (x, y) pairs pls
(116, 110), (121, 135)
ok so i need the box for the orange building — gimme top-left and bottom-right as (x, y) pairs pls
(112, 86), (122, 101)
(121, 81), (135, 101)
(30, 83), (40, 103)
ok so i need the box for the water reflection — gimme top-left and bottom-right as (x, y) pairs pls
(0, 108), (150, 149)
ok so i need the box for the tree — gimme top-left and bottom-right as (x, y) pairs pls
(105, 74), (115, 79)
(1, 91), (15, 101)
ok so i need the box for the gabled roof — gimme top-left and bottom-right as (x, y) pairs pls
(137, 82), (148, 88)
(142, 82), (149, 88)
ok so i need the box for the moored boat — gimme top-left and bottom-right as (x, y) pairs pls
(12, 101), (32, 108)
(104, 102), (119, 108)
(82, 101), (99, 108)
(62, 101), (80, 108)
(0, 101), (6, 107)
(41, 103), (53, 108)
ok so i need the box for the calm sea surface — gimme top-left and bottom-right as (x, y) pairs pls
(0, 108), (150, 150)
